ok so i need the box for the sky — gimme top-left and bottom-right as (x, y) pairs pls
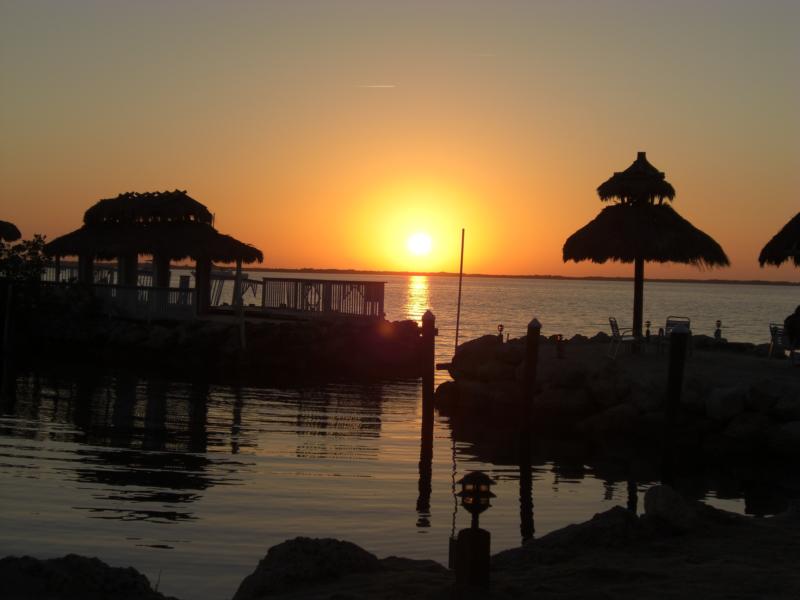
(1, 0), (798, 280)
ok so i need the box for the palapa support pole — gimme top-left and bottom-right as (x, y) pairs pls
(235, 258), (246, 350)
(117, 253), (138, 286)
(195, 257), (211, 316)
(54, 256), (61, 283)
(2, 282), (13, 359)
(632, 256), (644, 353)
(78, 254), (94, 284)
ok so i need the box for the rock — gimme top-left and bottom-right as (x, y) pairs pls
(450, 335), (502, 380)
(629, 382), (662, 413)
(0, 554), (173, 600)
(455, 380), (493, 409)
(433, 381), (458, 410)
(576, 402), (639, 437)
(705, 386), (746, 421)
(746, 379), (784, 413)
(723, 412), (772, 445)
(771, 397), (800, 422)
(768, 421), (800, 456)
(643, 485), (697, 533)
(568, 333), (589, 344)
(589, 331), (611, 343)
(495, 341), (524, 365)
(475, 359), (516, 382)
(531, 505), (648, 550)
(233, 538), (380, 600)
(548, 365), (589, 389)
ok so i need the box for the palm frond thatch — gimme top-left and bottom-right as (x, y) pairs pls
(46, 222), (263, 264)
(597, 152), (675, 204)
(0, 220), (22, 242)
(83, 190), (213, 226)
(759, 212), (800, 267)
(563, 203), (729, 268)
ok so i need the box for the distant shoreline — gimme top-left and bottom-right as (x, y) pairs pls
(53, 261), (799, 287)
(248, 267), (800, 287)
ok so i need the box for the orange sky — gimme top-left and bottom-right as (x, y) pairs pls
(1, 1), (798, 281)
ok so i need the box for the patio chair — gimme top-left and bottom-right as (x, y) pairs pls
(657, 316), (692, 354)
(769, 323), (799, 363)
(608, 317), (637, 358)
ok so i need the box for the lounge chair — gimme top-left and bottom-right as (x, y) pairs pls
(608, 317), (637, 358)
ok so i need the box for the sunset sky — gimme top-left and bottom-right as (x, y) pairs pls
(1, 1), (798, 280)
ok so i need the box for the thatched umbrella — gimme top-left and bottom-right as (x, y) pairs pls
(564, 152), (729, 338)
(759, 212), (800, 268)
(0, 220), (21, 242)
(45, 191), (262, 312)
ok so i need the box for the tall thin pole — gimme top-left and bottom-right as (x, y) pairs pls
(454, 228), (465, 353)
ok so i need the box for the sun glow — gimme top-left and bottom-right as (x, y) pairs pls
(407, 232), (432, 256)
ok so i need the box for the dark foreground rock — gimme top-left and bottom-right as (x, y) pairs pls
(233, 537), (450, 600)
(0, 554), (176, 600)
(232, 486), (800, 599)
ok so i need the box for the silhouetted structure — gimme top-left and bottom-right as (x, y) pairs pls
(45, 190), (263, 313)
(759, 212), (800, 268)
(0, 220), (21, 242)
(563, 152), (729, 338)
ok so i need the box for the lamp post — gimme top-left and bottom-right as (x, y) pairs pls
(454, 471), (495, 589)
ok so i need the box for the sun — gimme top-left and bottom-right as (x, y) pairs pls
(407, 232), (432, 256)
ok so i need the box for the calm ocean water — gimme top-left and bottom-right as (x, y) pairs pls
(1, 274), (798, 599)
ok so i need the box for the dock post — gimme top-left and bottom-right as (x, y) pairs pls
(665, 325), (690, 422)
(2, 282), (13, 358)
(663, 324), (689, 487)
(417, 310), (436, 526)
(523, 318), (541, 421)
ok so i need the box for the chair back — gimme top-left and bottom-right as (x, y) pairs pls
(665, 316), (691, 337)
(769, 323), (786, 348)
(609, 317), (621, 338)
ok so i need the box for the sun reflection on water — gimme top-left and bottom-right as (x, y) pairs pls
(404, 275), (430, 323)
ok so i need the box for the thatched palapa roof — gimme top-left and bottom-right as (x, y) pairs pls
(46, 191), (262, 264)
(0, 220), (21, 242)
(597, 152), (675, 204)
(84, 190), (213, 226)
(563, 203), (729, 267)
(759, 212), (800, 267)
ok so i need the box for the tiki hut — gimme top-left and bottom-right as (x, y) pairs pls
(0, 220), (21, 242)
(759, 212), (800, 268)
(563, 152), (729, 338)
(45, 190), (263, 313)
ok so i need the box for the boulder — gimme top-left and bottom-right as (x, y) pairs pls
(723, 412), (772, 446)
(450, 335), (502, 380)
(589, 331), (611, 343)
(746, 379), (784, 413)
(495, 341), (524, 365)
(705, 386), (746, 421)
(0, 554), (173, 600)
(548, 364), (589, 389)
(233, 538), (380, 599)
(771, 397), (800, 422)
(576, 402), (639, 437)
(475, 359), (516, 382)
(768, 421), (800, 456)
(643, 485), (697, 533)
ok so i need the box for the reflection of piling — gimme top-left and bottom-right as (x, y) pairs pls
(518, 318), (540, 543)
(417, 311), (436, 525)
(518, 430), (534, 542)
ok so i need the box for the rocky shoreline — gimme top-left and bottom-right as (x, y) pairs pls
(434, 334), (800, 460)
(3, 485), (798, 599)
